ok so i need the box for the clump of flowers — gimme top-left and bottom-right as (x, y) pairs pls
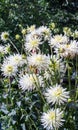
(0, 25), (78, 130)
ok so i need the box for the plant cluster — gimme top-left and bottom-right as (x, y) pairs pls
(0, 25), (78, 130)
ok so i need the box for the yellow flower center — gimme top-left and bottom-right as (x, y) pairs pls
(14, 57), (20, 62)
(6, 65), (13, 72)
(36, 56), (43, 62)
(54, 88), (62, 97)
(49, 111), (55, 120)
(4, 34), (9, 39)
(30, 39), (38, 46)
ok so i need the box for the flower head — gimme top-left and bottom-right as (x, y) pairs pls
(19, 73), (44, 91)
(25, 36), (42, 51)
(56, 40), (78, 59)
(45, 84), (69, 105)
(1, 32), (9, 42)
(6, 54), (26, 67)
(41, 108), (64, 130)
(37, 26), (51, 40)
(27, 53), (50, 70)
(50, 34), (69, 47)
(1, 61), (17, 77)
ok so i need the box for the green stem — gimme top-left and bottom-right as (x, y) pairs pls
(21, 35), (25, 54)
(67, 60), (71, 91)
(50, 46), (53, 57)
(68, 67), (71, 91)
(55, 104), (58, 130)
(75, 55), (78, 89)
(36, 80), (45, 103)
(8, 77), (12, 104)
(29, 117), (38, 130)
(32, 74), (46, 104)
(9, 39), (20, 53)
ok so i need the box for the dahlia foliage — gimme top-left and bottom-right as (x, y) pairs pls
(0, 25), (78, 130)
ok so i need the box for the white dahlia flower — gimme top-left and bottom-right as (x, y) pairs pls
(25, 36), (42, 51)
(27, 53), (50, 70)
(45, 84), (69, 105)
(1, 61), (17, 77)
(19, 73), (44, 91)
(1, 32), (9, 42)
(41, 108), (64, 130)
(37, 26), (51, 40)
(6, 54), (26, 67)
(56, 40), (78, 58)
(50, 34), (69, 47)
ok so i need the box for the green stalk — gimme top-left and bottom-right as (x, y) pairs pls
(21, 35), (25, 54)
(36, 81), (45, 104)
(68, 66), (71, 91)
(8, 76), (12, 104)
(32, 74), (46, 104)
(67, 60), (71, 91)
(50, 46), (53, 57)
(75, 55), (78, 89)
(55, 104), (58, 130)
(75, 55), (78, 100)
(8, 39), (20, 54)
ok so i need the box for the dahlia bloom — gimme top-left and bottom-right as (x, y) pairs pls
(45, 84), (69, 105)
(41, 108), (64, 130)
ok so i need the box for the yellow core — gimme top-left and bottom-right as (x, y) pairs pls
(4, 34), (8, 39)
(54, 88), (62, 97)
(14, 57), (20, 62)
(7, 65), (13, 72)
(36, 56), (43, 62)
(31, 39), (38, 46)
(49, 111), (55, 120)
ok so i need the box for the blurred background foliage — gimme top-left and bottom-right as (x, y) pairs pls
(0, 0), (78, 34)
